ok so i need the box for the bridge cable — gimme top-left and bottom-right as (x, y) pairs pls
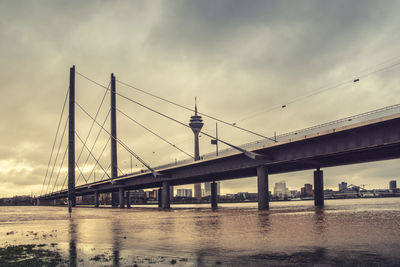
(75, 110), (111, 185)
(45, 83), (109, 194)
(237, 58), (400, 123)
(51, 144), (68, 193)
(60, 173), (68, 191)
(45, 115), (69, 195)
(75, 161), (88, 184)
(53, 117), (120, 193)
(86, 138), (110, 182)
(114, 91), (262, 159)
(75, 130), (111, 179)
(59, 142), (117, 192)
(41, 88), (69, 196)
(117, 108), (194, 159)
(76, 71), (274, 142)
(117, 164), (125, 176)
(239, 79), (353, 123)
(75, 101), (161, 177)
(359, 59), (400, 79)
(77, 77), (262, 160)
(117, 79), (276, 142)
(100, 164), (111, 181)
(74, 81), (110, 183)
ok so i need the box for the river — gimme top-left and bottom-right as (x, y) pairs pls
(1, 198), (400, 266)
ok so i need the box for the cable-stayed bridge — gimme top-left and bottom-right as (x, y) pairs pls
(38, 66), (400, 210)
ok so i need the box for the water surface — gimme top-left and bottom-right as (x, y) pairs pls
(1, 198), (400, 266)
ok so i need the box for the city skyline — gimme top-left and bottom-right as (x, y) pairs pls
(1, 1), (400, 197)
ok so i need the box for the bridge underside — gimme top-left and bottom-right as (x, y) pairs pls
(41, 115), (400, 200)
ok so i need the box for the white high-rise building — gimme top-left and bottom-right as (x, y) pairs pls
(273, 181), (289, 199)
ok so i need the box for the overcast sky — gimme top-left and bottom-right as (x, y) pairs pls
(1, 0), (400, 197)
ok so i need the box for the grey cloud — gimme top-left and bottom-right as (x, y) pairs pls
(0, 1), (399, 196)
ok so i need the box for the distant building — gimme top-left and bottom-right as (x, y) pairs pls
(78, 195), (94, 204)
(236, 192), (258, 201)
(274, 181), (289, 199)
(389, 180), (397, 190)
(145, 189), (158, 200)
(204, 182), (211, 196)
(289, 190), (300, 198)
(301, 184), (314, 198)
(176, 189), (192, 198)
(128, 190), (146, 204)
(99, 193), (111, 205)
(0, 195), (33, 205)
(204, 182), (221, 196)
(339, 182), (348, 191)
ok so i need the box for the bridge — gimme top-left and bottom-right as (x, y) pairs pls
(38, 66), (400, 210)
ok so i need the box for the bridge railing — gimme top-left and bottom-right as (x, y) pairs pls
(234, 103), (400, 152)
(154, 103), (400, 170)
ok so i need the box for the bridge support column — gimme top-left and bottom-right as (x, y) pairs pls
(112, 192), (119, 207)
(94, 191), (99, 208)
(119, 188), (125, 208)
(211, 181), (218, 209)
(257, 165), (269, 210)
(158, 188), (162, 208)
(126, 191), (131, 208)
(162, 181), (170, 209)
(314, 168), (324, 207)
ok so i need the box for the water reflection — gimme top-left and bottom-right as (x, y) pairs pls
(256, 211), (271, 234)
(112, 218), (120, 267)
(312, 208), (326, 236)
(69, 218), (77, 267)
(193, 214), (223, 266)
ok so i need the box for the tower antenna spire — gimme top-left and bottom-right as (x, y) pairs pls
(195, 97), (198, 115)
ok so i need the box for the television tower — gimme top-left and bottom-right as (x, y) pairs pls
(189, 98), (203, 199)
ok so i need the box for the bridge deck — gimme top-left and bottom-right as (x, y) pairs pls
(41, 107), (400, 199)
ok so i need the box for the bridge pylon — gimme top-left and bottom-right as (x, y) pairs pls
(110, 73), (119, 207)
(68, 65), (76, 209)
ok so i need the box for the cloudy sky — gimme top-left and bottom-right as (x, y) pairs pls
(1, 0), (400, 197)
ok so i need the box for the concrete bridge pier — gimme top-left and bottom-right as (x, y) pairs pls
(211, 181), (218, 209)
(126, 191), (131, 208)
(257, 165), (270, 210)
(119, 188), (125, 208)
(158, 188), (162, 208)
(314, 168), (324, 207)
(112, 192), (119, 207)
(94, 191), (99, 208)
(162, 181), (170, 209)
